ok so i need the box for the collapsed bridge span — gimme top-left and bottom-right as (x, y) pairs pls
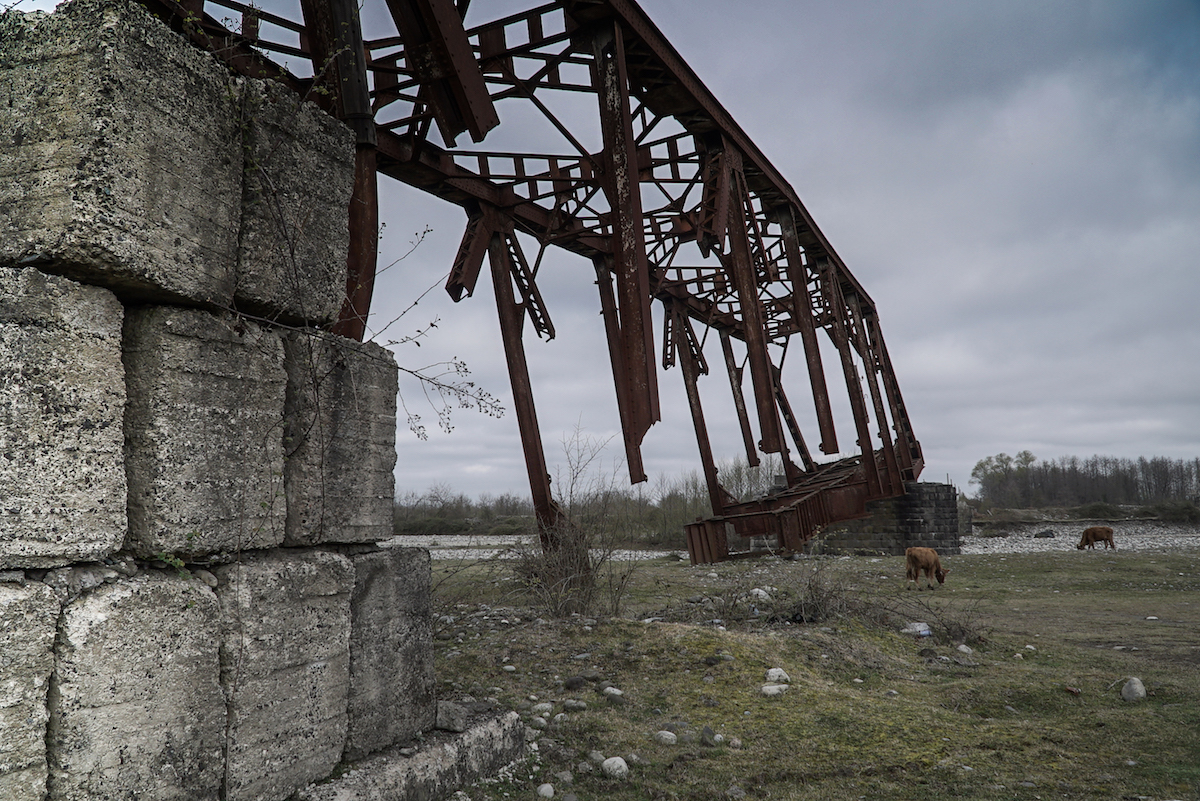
(144, 0), (924, 562)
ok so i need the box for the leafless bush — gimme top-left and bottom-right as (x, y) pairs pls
(508, 425), (640, 618)
(875, 591), (993, 646)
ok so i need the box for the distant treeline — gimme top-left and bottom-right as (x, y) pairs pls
(394, 454), (785, 546)
(971, 451), (1200, 509)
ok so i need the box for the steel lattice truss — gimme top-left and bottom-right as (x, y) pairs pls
(144, 0), (924, 561)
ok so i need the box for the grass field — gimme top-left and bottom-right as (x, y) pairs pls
(430, 546), (1200, 801)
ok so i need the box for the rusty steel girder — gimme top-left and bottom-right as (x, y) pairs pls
(143, 0), (924, 560)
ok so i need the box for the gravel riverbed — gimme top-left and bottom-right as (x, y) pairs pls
(959, 520), (1200, 554)
(386, 520), (1200, 562)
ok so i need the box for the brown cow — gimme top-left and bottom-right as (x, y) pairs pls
(905, 547), (949, 590)
(1077, 526), (1116, 550)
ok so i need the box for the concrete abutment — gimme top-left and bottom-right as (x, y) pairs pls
(0, 1), (522, 798)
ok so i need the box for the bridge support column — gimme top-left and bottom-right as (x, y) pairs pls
(488, 232), (564, 547)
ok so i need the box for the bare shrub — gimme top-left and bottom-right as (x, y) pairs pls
(509, 425), (640, 618)
(875, 591), (993, 646)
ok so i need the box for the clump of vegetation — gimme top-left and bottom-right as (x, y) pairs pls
(1138, 500), (1200, 523)
(1069, 501), (1125, 520)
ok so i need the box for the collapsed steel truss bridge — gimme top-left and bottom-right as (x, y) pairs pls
(142, 0), (924, 562)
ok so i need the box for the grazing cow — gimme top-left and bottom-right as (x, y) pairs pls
(905, 547), (949, 590)
(1077, 526), (1116, 550)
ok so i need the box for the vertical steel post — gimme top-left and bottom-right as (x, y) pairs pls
(669, 303), (728, 515)
(300, 0), (379, 341)
(847, 297), (902, 495)
(820, 259), (882, 495)
(869, 316), (923, 477)
(591, 21), (660, 438)
(725, 153), (783, 454)
(777, 206), (838, 454)
(594, 256), (648, 484)
(489, 233), (563, 547)
(719, 329), (760, 466)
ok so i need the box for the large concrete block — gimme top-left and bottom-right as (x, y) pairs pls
(236, 79), (355, 325)
(0, 267), (126, 568)
(0, 0), (242, 307)
(214, 550), (353, 801)
(284, 334), (398, 546)
(296, 712), (526, 801)
(47, 573), (224, 801)
(123, 306), (286, 558)
(0, 582), (59, 801)
(345, 548), (435, 761)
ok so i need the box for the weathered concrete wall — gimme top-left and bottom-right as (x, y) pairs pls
(0, 268), (126, 568)
(214, 550), (354, 801)
(285, 334), (398, 546)
(0, 0), (354, 326)
(820, 482), (961, 556)
(123, 306), (287, 559)
(47, 574), (225, 801)
(0, 0), (243, 307)
(237, 79), (354, 325)
(346, 548), (436, 761)
(0, 583), (58, 801)
(0, 1), (490, 799)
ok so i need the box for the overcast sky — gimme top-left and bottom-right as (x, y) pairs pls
(371, 0), (1200, 503)
(18, 0), (1200, 502)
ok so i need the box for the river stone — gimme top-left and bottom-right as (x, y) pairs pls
(1121, 677), (1147, 702)
(284, 334), (397, 546)
(48, 573), (224, 801)
(0, 583), (59, 801)
(601, 756), (629, 779)
(437, 701), (468, 733)
(765, 667), (790, 683)
(123, 306), (286, 558)
(214, 550), (353, 801)
(0, 268), (126, 568)
(0, 0), (241, 307)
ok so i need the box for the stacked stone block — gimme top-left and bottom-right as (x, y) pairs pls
(0, 1), (451, 799)
(48, 574), (225, 801)
(346, 548), (436, 761)
(0, 268), (126, 568)
(820, 481), (961, 556)
(0, 0), (243, 307)
(123, 306), (288, 558)
(238, 79), (355, 325)
(284, 333), (399, 546)
(0, 584), (58, 801)
(214, 551), (354, 801)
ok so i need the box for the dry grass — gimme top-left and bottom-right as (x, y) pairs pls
(430, 547), (1200, 800)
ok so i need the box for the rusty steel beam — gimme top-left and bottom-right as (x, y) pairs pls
(667, 301), (735, 516)
(718, 329), (759, 467)
(723, 151), (783, 455)
(590, 20), (661, 439)
(868, 316), (924, 477)
(594, 255), (648, 483)
(383, 0), (500, 144)
(776, 206), (838, 454)
(488, 228), (565, 543)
